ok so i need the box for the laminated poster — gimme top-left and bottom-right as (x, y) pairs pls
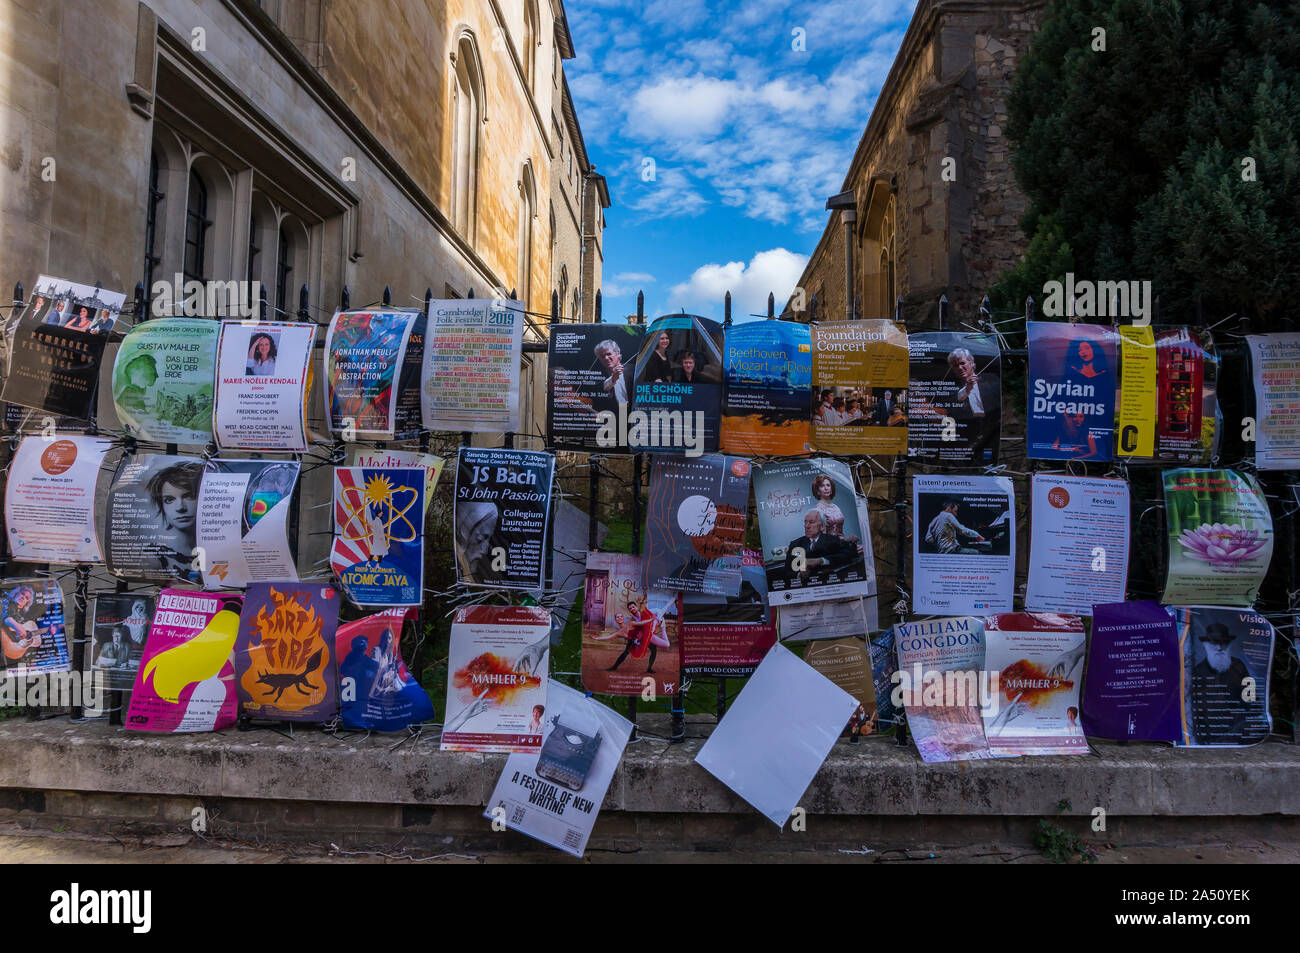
(810, 319), (908, 455)
(234, 582), (340, 722)
(5, 434), (111, 564)
(112, 317), (218, 444)
(422, 298), (525, 434)
(212, 320), (314, 451)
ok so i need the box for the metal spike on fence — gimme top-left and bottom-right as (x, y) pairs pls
(767, 291), (775, 319)
(341, 285), (351, 310)
(382, 285), (391, 306)
(724, 290), (732, 327)
(636, 290), (644, 324)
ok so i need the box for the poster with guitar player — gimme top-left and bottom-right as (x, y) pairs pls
(0, 578), (69, 676)
(234, 582), (340, 722)
(331, 467), (425, 607)
(581, 552), (682, 697)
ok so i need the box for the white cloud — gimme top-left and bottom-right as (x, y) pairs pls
(668, 248), (809, 318)
(630, 77), (740, 137)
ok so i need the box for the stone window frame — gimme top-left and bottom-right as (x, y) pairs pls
(860, 177), (897, 320)
(517, 160), (538, 306)
(450, 27), (488, 246)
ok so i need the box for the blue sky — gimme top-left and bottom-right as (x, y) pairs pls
(564, 0), (919, 323)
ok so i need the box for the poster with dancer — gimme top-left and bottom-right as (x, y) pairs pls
(547, 323), (644, 452)
(88, 594), (153, 692)
(1025, 474), (1130, 615)
(630, 314), (725, 455)
(810, 319), (908, 455)
(212, 320), (314, 451)
(1162, 469), (1273, 606)
(721, 320), (812, 456)
(1026, 321), (1118, 461)
(1176, 606), (1272, 747)
(196, 458), (299, 588)
(906, 331), (1001, 465)
(324, 309), (418, 440)
(112, 317), (218, 444)
(581, 552), (682, 697)
(331, 467), (425, 607)
(912, 474), (1015, 615)
(453, 448), (555, 589)
(234, 583), (340, 722)
(104, 454), (204, 582)
(0, 579), (68, 677)
(336, 607), (434, 731)
(982, 613), (1089, 756)
(5, 435), (112, 564)
(1246, 333), (1300, 470)
(644, 454), (750, 597)
(422, 298), (525, 434)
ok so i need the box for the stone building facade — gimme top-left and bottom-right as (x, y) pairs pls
(550, 73), (610, 324)
(785, 0), (1044, 329)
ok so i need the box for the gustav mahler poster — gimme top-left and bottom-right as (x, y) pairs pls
(454, 448), (555, 589)
(324, 309), (418, 440)
(331, 467), (425, 607)
(104, 454), (204, 582)
(906, 331), (1001, 465)
(213, 320), (314, 451)
(1025, 321), (1118, 461)
(422, 298), (525, 434)
(645, 453), (750, 597)
(196, 458), (300, 588)
(112, 317), (218, 445)
(547, 323), (643, 452)
(982, 612), (1088, 757)
(810, 319), (908, 455)
(630, 314), (725, 454)
(721, 320), (812, 456)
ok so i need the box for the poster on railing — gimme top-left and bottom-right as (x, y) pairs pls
(485, 679), (633, 858)
(196, 459), (299, 588)
(1119, 327), (1219, 464)
(1081, 600), (1182, 742)
(88, 594), (153, 692)
(0, 275), (124, 419)
(442, 605), (550, 753)
(870, 628), (900, 728)
(331, 467), (424, 607)
(547, 323), (643, 452)
(912, 474), (1015, 615)
(778, 596), (873, 643)
(894, 616), (991, 762)
(580, 552), (682, 697)
(212, 320), (314, 451)
(982, 613), (1088, 757)
(1162, 468), (1273, 607)
(126, 589), (243, 732)
(805, 638), (876, 737)
(1176, 606), (1273, 747)
(1246, 333), (1300, 470)
(421, 298), (525, 434)
(351, 447), (444, 514)
(681, 549), (776, 677)
(906, 331), (1001, 465)
(112, 317), (218, 444)
(5, 435), (111, 564)
(323, 309), (418, 440)
(336, 607), (434, 732)
(645, 453), (750, 597)
(104, 454), (204, 582)
(629, 313), (725, 455)
(0, 578), (68, 677)
(1026, 321), (1117, 461)
(1025, 474), (1129, 615)
(721, 320), (812, 456)
(453, 448), (554, 589)
(810, 319), (908, 456)
(234, 582), (340, 722)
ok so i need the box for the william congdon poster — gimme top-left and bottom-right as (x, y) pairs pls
(1176, 606), (1272, 747)
(104, 454), (204, 582)
(351, 447), (444, 514)
(753, 458), (869, 606)
(1246, 333), (1300, 469)
(894, 616), (991, 762)
(126, 589), (243, 733)
(0, 275), (124, 419)
(213, 320), (314, 451)
(721, 320), (812, 456)
(336, 608), (434, 732)
(485, 679), (633, 858)
(331, 467), (424, 607)
(982, 612), (1088, 757)
(1025, 474), (1130, 615)
(442, 605), (550, 753)
(810, 319), (908, 455)
(5, 435), (111, 564)
(196, 459), (299, 588)
(0, 578), (68, 677)
(112, 317), (218, 444)
(454, 448), (554, 589)
(1162, 469), (1273, 606)
(645, 453), (750, 597)
(580, 552), (682, 697)
(906, 331), (1001, 465)
(234, 583), (340, 722)
(89, 594), (153, 692)
(324, 309), (418, 440)
(1119, 327), (1220, 463)
(913, 474), (1015, 615)
(630, 314), (726, 455)
(1081, 600), (1182, 742)
(422, 298), (525, 434)
(1026, 321), (1118, 461)
(547, 323), (643, 452)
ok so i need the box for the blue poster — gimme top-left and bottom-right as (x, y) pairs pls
(335, 607), (434, 731)
(1026, 321), (1117, 461)
(721, 320), (812, 456)
(331, 467), (425, 607)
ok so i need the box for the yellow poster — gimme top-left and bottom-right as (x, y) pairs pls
(1117, 326), (1156, 457)
(810, 320), (909, 455)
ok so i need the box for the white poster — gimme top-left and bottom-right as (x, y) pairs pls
(484, 679), (632, 857)
(196, 459), (299, 588)
(5, 435), (112, 564)
(213, 320), (314, 451)
(913, 474), (1015, 615)
(778, 598), (872, 643)
(1025, 474), (1129, 615)
(1246, 333), (1300, 470)
(982, 613), (1088, 756)
(421, 298), (524, 433)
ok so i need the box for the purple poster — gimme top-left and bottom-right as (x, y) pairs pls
(1081, 601), (1181, 741)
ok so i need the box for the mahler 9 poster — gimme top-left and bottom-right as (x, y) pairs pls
(331, 467), (425, 607)
(906, 331), (1001, 465)
(810, 319), (908, 455)
(547, 323), (643, 452)
(631, 314), (725, 455)
(112, 317), (219, 445)
(721, 320), (812, 456)
(324, 309), (418, 440)
(1026, 321), (1118, 461)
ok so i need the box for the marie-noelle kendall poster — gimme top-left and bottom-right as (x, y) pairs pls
(547, 323), (644, 452)
(982, 612), (1088, 757)
(422, 298), (525, 434)
(112, 317), (218, 444)
(631, 314), (726, 455)
(453, 448), (555, 589)
(196, 458), (299, 588)
(213, 320), (314, 451)
(810, 319), (908, 455)
(1177, 606), (1272, 747)
(324, 309), (418, 440)
(5, 434), (112, 564)
(234, 583), (340, 722)
(1026, 321), (1117, 461)
(336, 608), (435, 732)
(906, 331), (1001, 465)
(645, 454), (750, 597)
(1162, 468), (1273, 606)
(331, 467), (425, 607)
(126, 589), (243, 733)
(721, 320), (812, 456)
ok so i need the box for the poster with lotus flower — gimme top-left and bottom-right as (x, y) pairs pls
(1162, 469), (1273, 606)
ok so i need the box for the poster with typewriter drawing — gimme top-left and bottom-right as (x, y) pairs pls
(1026, 321), (1118, 461)
(906, 331), (1001, 465)
(336, 608), (434, 732)
(1176, 606), (1272, 747)
(234, 583), (340, 722)
(112, 317), (218, 445)
(485, 679), (633, 858)
(630, 313), (725, 455)
(324, 309), (418, 440)
(645, 454), (750, 597)
(442, 604), (550, 753)
(422, 298), (525, 434)
(196, 459), (300, 589)
(810, 319), (908, 456)
(721, 319), (812, 456)
(1246, 333), (1300, 470)
(88, 594), (153, 692)
(104, 454), (204, 582)
(331, 467), (424, 607)
(1162, 468), (1273, 606)
(982, 613), (1088, 757)
(581, 552), (682, 697)
(5, 435), (111, 564)
(681, 548), (776, 677)
(213, 320), (314, 451)
(454, 448), (555, 589)
(547, 323), (644, 452)
(1, 275), (124, 419)
(0, 578), (69, 677)
(912, 474), (1015, 615)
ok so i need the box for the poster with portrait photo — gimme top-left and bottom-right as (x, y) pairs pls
(336, 607), (434, 732)
(104, 454), (204, 582)
(1176, 606), (1272, 747)
(547, 323), (644, 452)
(645, 453), (750, 597)
(0, 578), (69, 677)
(88, 594), (154, 692)
(630, 314), (725, 454)
(196, 458), (300, 588)
(906, 331), (1001, 465)
(5, 434), (112, 564)
(913, 474), (1015, 615)
(112, 318), (219, 445)
(454, 448), (555, 590)
(324, 309), (420, 440)
(810, 319), (908, 455)
(721, 320), (812, 456)
(331, 467), (424, 607)
(213, 320), (314, 451)
(581, 552), (682, 697)
(1026, 321), (1118, 461)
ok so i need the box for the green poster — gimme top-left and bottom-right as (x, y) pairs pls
(1163, 468), (1273, 606)
(112, 318), (218, 444)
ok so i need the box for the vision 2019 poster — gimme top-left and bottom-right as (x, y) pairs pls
(720, 320), (812, 456)
(906, 331), (1000, 465)
(810, 319), (908, 455)
(547, 323), (643, 452)
(454, 448), (555, 589)
(112, 317), (218, 444)
(644, 453), (750, 597)
(234, 583), (340, 722)
(331, 467), (425, 607)
(1026, 321), (1118, 461)
(1176, 606), (1273, 747)
(324, 309), (418, 439)
(631, 314), (725, 454)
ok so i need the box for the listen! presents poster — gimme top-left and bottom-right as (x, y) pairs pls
(234, 583), (340, 722)
(331, 467), (424, 607)
(645, 454), (750, 597)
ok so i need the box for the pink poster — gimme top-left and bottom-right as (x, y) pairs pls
(126, 588), (243, 732)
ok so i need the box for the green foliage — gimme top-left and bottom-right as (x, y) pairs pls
(1034, 799), (1100, 863)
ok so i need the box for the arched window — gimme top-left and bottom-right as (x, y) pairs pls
(558, 266), (568, 318)
(451, 33), (484, 240)
(523, 1), (538, 92)
(275, 223), (294, 314)
(183, 169), (211, 284)
(877, 200), (895, 319)
(247, 211), (261, 285)
(143, 151), (163, 303)
(861, 182), (895, 319)
(517, 164), (536, 307)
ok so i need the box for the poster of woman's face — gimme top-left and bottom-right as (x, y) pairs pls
(245, 330), (280, 376)
(105, 455), (205, 582)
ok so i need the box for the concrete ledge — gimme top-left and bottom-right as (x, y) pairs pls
(2, 716), (1298, 820)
